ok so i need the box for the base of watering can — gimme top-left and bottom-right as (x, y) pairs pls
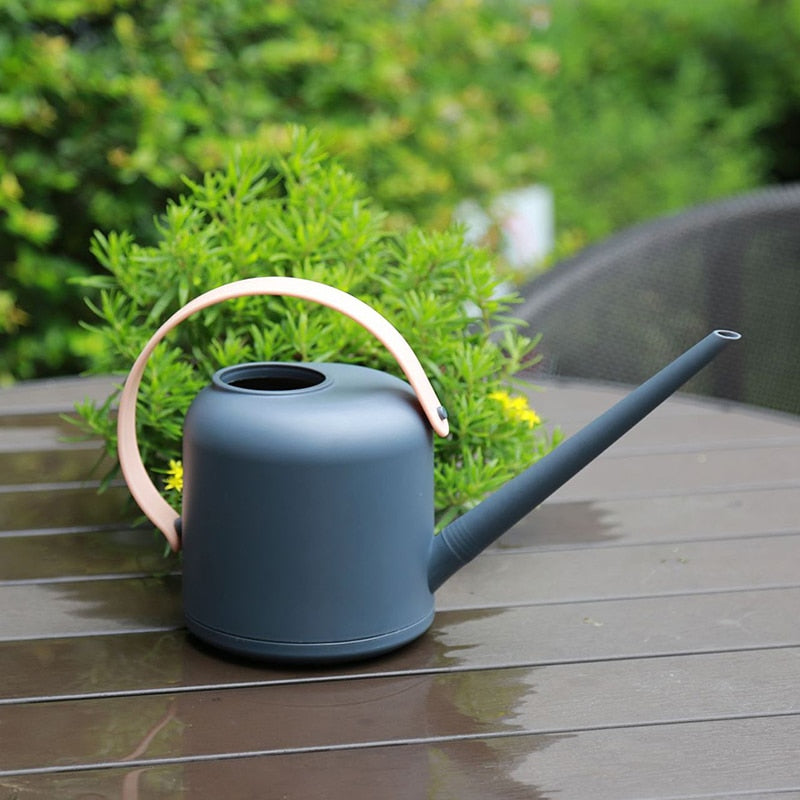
(185, 609), (436, 664)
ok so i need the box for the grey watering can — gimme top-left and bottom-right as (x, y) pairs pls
(117, 277), (740, 662)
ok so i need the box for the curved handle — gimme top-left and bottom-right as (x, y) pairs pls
(117, 276), (450, 551)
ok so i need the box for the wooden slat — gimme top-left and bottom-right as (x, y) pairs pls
(552, 404), (800, 450)
(430, 587), (800, 668)
(0, 425), (92, 454)
(500, 487), (800, 550)
(0, 529), (177, 581)
(547, 444), (800, 502)
(3, 716), (799, 799)
(437, 533), (800, 609)
(0, 375), (117, 415)
(0, 576), (182, 642)
(0, 435), (109, 485)
(530, 377), (800, 421)
(4, 587), (800, 702)
(529, 380), (706, 420)
(0, 484), (132, 532)
(2, 649), (798, 774)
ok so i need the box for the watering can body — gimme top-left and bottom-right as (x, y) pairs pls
(116, 276), (740, 663)
(181, 362), (436, 660)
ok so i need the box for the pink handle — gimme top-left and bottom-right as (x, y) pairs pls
(117, 277), (450, 551)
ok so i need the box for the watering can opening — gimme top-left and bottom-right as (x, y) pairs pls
(217, 363), (328, 393)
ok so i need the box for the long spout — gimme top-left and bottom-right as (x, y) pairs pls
(428, 329), (741, 590)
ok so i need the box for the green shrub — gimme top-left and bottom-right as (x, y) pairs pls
(2, 0), (799, 381)
(74, 132), (560, 526)
(540, 0), (800, 242)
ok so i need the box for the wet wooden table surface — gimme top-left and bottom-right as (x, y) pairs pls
(1, 375), (799, 799)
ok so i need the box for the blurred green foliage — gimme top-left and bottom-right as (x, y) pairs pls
(1, 0), (799, 382)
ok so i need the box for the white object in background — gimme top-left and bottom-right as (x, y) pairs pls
(453, 198), (492, 246)
(493, 184), (554, 273)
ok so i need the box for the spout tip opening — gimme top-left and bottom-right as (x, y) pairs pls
(713, 329), (742, 341)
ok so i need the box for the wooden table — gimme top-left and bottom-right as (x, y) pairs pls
(2, 375), (799, 798)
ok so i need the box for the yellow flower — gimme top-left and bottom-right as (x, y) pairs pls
(164, 459), (184, 493)
(489, 390), (541, 428)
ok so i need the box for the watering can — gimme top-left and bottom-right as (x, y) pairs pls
(117, 277), (740, 662)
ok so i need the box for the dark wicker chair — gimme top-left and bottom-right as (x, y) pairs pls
(518, 184), (800, 415)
